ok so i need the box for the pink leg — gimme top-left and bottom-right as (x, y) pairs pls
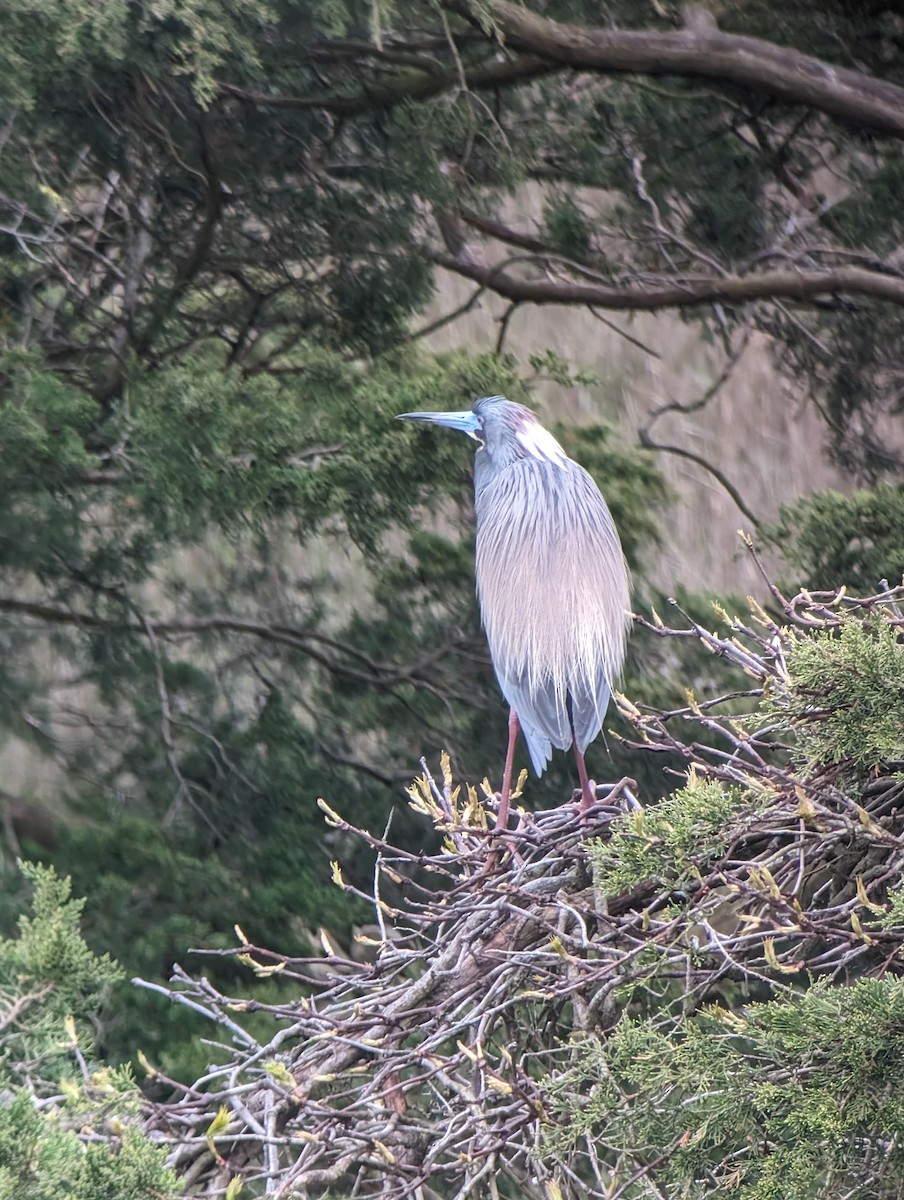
(574, 745), (596, 812)
(496, 708), (520, 830)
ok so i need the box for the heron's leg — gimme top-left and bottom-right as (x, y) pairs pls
(573, 745), (596, 812)
(496, 708), (520, 830)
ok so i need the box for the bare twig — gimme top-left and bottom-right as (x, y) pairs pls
(136, 574), (904, 1196)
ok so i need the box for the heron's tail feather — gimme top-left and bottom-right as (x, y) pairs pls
(498, 670), (569, 776)
(501, 666), (613, 775)
(518, 718), (553, 776)
(568, 679), (613, 756)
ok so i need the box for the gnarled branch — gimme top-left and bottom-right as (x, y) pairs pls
(447, 0), (904, 140)
(432, 254), (904, 312)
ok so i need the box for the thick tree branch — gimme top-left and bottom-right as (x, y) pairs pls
(129, 119), (226, 374)
(446, 0), (904, 140)
(458, 209), (554, 254)
(432, 254), (904, 311)
(219, 54), (553, 115)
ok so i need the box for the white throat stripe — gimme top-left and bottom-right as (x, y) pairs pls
(516, 423), (567, 463)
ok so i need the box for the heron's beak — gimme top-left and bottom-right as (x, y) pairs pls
(396, 410), (481, 440)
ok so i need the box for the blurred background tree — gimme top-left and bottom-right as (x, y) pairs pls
(1, 0), (903, 1078)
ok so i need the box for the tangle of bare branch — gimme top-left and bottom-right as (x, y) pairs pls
(137, 563), (904, 1197)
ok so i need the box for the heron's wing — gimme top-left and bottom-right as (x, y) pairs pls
(566, 675), (613, 757)
(495, 668), (569, 777)
(501, 664), (613, 774)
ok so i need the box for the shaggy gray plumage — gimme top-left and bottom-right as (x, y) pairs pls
(399, 395), (631, 779)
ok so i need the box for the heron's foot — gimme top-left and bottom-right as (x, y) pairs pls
(567, 778), (598, 815)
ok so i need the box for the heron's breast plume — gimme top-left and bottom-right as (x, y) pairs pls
(475, 457), (630, 701)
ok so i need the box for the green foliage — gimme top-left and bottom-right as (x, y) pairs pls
(879, 875), (904, 931)
(833, 155), (904, 258)
(0, 361), (96, 482)
(119, 582), (904, 1196)
(0, 1094), (178, 1200)
(2, 0), (902, 481)
(543, 194), (593, 260)
(0, 357), (100, 580)
(0, 321), (672, 1075)
(128, 347), (514, 549)
(764, 615), (904, 775)
(764, 485), (904, 591)
(0, 862), (120, 1081)
(0, 865), (176, 1200)
(527, 349), (600, 389)
(45, 685), (375, 1079)
(2, 0), (269, 107)
(546, 977), (904, 1199)
(590, 772), (766, 896)
(3, 0), (904, 1142)
(0, 0), (127, 108)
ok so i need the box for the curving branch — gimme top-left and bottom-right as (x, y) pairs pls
(431, 253), (904, 312)
(219, 53), (553, 115)
(446, 0), (904, 140)
(221, 4), (904, 141)
(638, 331), (761, 527)
(134, 578), (904, 1197)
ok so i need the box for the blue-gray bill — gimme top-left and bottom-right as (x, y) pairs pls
(398, 395), (630, 827)
(396, 410), (481, 437)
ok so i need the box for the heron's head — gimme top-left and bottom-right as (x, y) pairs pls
(397, 395), (566, 471)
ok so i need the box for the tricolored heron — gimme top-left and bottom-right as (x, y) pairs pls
(398, 395), (631, 828)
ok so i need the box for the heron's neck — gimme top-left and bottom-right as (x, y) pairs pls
(514, 420), (568, 465)
(474, 421), (568, 501)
